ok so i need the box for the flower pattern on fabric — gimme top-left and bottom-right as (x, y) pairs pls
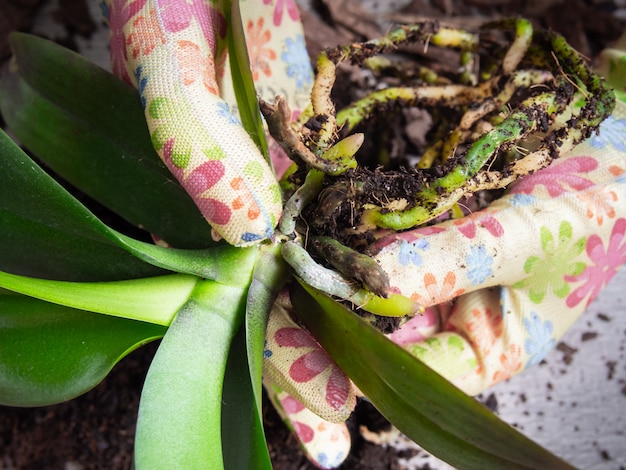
(272, 390), (350, 468)
(408, 335), (477, 375)
(578, 186), (618, 225)
(282, 35), (313, 89)
(397, 238), (429, 266)
(566, 218), (626, 307)
(175, 39), (219, 94)
(589, 115), (626, 152)
(156, 0), (226, 52)
(127, 8), (165, 59)
(263, 0), (300, 26)
(246, 17), (277, 82)
(274, 327), (352, 412)
(465, 245), (493, 285)
(509, 156), (598, 197)
(412, 271), (465, 306)
(463, 307), (503, 360)
(107, 0), (147, 83)
(523, 312), (555, 367)
(453, 212), (504, 239)
(134, 65), (149, 109)
(513, 221), (587, 304)
(215, 101), (241, 125)
(491, 344), (523, 383)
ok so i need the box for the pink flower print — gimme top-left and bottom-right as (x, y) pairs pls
(246, 17), (277, 82)
(127, 8), (166, 59)
(510, 156), (598, 197)
(263, 0), (300, 26)
(156, 0), (226, 53)
(414, 272), (465, 306)
(566, 218), (626, 308)
(491, 344), (523, 383)
(388, 307), (440, 345)
(275, 327), (352, 411)
(453, 212), (504, 239)
(279, 395), (315, 443)
(107, 0), (147, 83)
(175, 40), (219, 95)
(162, 142), (232, 226)
(578, 186), (618, 226)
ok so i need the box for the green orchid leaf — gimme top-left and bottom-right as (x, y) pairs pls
(0, 128), (165, 281)
(0, 126), (255, 283)
(222, 326), (272, 470)
(0, 32), (216, 248)
(246, 244), (290, 412)
(226, 0), (270, 162)
(0, 270), (198, 326)
(291, 281), (575, 470)
(0, 293), (165, 406)
(135, 280), (247, 469)
(112, 233), (259, 286)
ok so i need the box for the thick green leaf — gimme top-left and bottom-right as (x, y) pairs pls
(291, 282), (575, 470)
(222, 326), (272, 470)
(0, 128), (164, 281)
(246, 244), (290, 412)
(226, 0), (270, 162)
(112, 233), (259, 286)
(0, 294), (165, 406)
(0, 126), (257, 283)
(135, 280), (247, 470)
(0, 32), (216, 248)
(0, 270), (198, 326)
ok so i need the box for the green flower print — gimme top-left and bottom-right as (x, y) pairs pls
(408, 335), (477, 377)
(513, 221), (586, 303)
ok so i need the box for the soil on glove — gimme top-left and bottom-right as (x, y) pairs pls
(0, 0), (624, 468)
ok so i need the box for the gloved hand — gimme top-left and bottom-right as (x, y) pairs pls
(105, 0), (311, 246)
(262, 31), (626, 470)
(105, 0), (351, 466)
(106, 1), (626, 468)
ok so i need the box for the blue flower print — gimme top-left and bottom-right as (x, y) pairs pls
(316, 451), (346, 469)
(263, 340), (273, 359)
(589, 115), (626, 152)
(509, 193), (538, 207)
(216, 101), (242, 126)
(281, 34), (313, 90)
(398, 238), (429, 266)
(465, 244), (493, 285)
(523, 312), (556, 367)
(135, 65), (149, 109)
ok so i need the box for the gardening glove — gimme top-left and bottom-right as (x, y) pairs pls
(105, 1), (351, 467)
(105, 0), (310, 246)
(261, 34), (626, 468)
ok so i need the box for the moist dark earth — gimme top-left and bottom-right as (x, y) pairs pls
(1, 0), (625, 468)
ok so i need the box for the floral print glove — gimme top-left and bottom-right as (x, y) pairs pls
(106, 1), (626, 468)
(262, 32), (626, 470)
(105, 0), (311, 246)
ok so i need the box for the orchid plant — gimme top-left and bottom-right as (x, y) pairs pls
(0, 7), (614, 470)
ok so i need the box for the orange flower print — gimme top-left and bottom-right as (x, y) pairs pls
(579, 187), (617, 226)
(127, 9), (165, 59)
(230, 177), (261, 221)
(246, 17), (277, 81)
(175, 40), (219, 95)
(465, 307), (503, 358)
(491, 344), (522, 383)
(413, 271), (465, 306)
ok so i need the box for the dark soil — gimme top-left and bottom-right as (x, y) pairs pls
(1, 0), (625, 469)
